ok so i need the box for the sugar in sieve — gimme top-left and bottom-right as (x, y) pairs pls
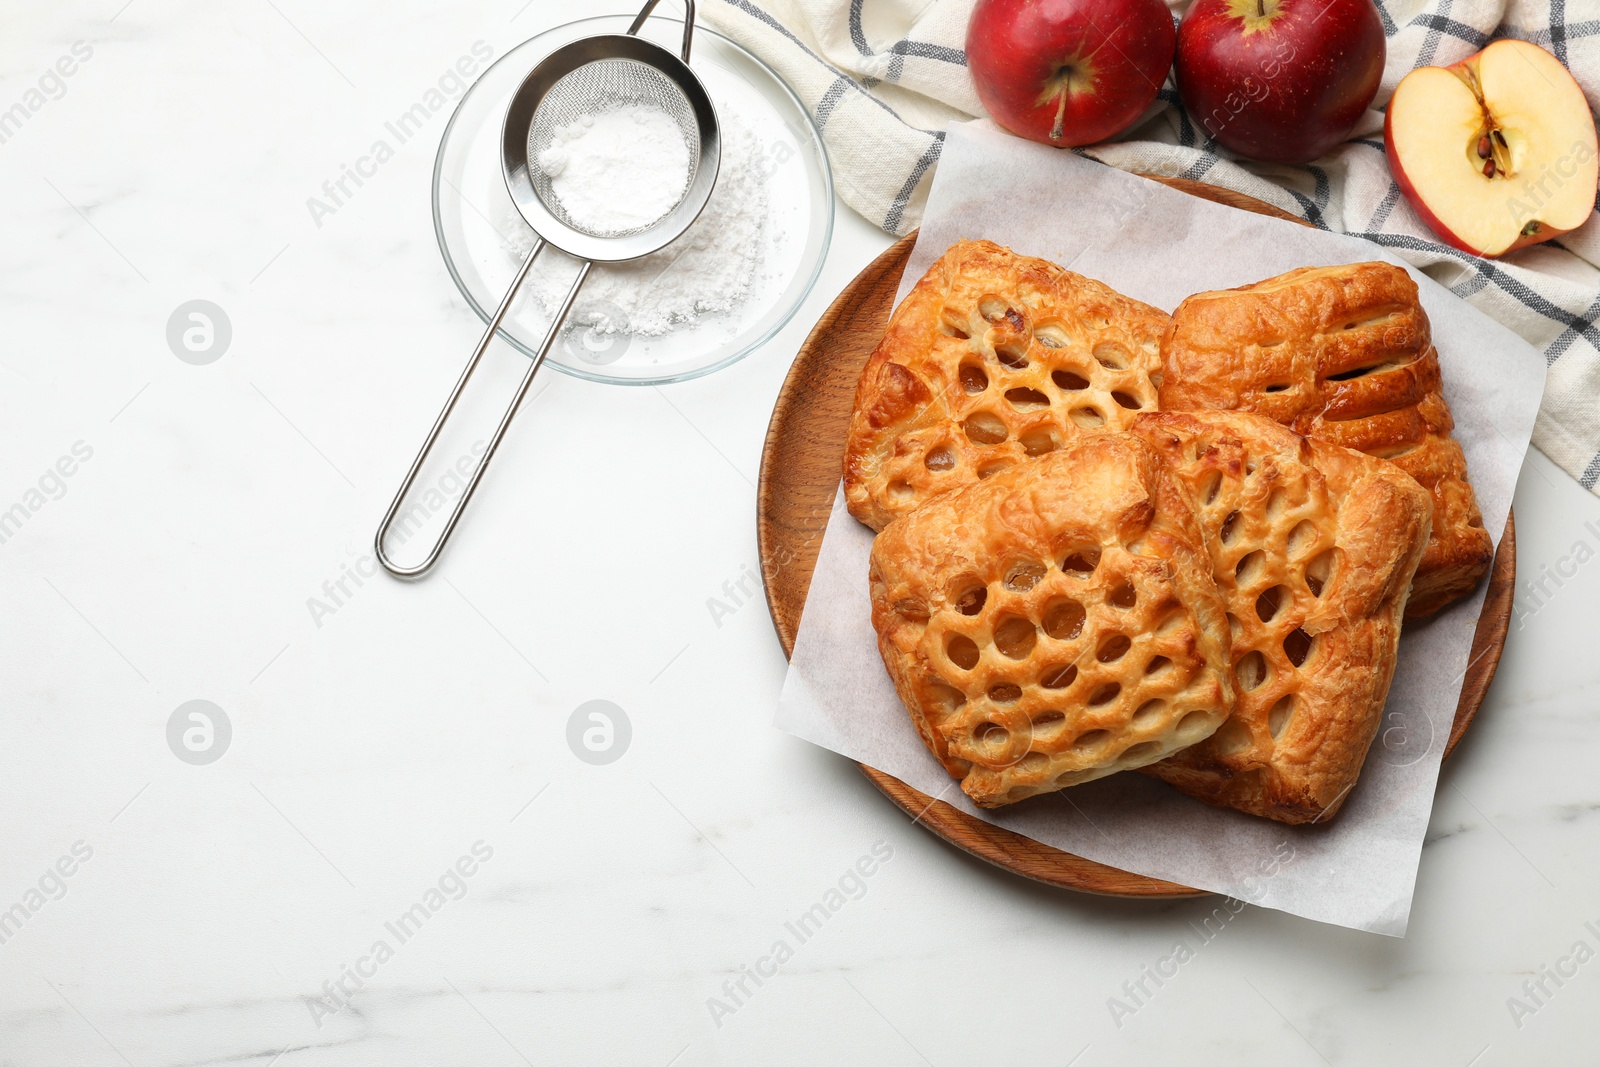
(375, 0), (720, 578)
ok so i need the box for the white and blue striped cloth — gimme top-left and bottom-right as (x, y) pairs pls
(702, 0), (1600, 498)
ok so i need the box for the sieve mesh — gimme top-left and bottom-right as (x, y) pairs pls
(527, 58), (700, 238)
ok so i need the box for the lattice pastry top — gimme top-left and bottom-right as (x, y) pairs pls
(844, 240), (1168, 531)
(1131, 410), (1433, 823)
(1159, 261), (1488, 618)
(869, 433), (1235, 809)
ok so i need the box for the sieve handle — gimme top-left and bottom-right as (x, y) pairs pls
(628, 0), (696, 62)
(374, 241), (593, 579)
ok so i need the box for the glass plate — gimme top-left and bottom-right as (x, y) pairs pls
(432, 15), (835, 385)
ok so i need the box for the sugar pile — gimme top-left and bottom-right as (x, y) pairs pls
(537, 105), (690, 234)
(503, 101), (771, 338)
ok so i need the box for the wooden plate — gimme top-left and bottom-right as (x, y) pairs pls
(757, 177), (1516, 898)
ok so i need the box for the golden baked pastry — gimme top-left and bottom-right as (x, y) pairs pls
(1131, 410), (1433, 823)
(868, 433), (1235, 808)
(1158, 261), (1489, 617)
(844, 239), (1167, 531)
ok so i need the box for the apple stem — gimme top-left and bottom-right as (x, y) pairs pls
(1257, 0), (1265, 16)
(1051, 86), (1067, 142)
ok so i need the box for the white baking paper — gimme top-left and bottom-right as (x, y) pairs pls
(776, 122), (1546, 936)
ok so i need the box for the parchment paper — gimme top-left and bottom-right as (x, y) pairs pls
(776, 122), (1545, 935)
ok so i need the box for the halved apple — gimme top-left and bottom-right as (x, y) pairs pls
(1386, 39), (1598, 258)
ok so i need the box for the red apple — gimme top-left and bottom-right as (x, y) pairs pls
(967, 0), (1176, 148)
(1387, 39), (1598, 257)
(1176, 0), (1385, 164)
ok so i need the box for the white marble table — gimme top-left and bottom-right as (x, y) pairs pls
(2, 2), (1598, 1064)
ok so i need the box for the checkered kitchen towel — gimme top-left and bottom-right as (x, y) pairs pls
(701, 0), (1600, 497)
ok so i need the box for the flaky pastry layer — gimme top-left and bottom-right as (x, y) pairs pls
(1159, 261), (1489, 617)
(1132, 410), (1433, 823)
(845, 240), (1168, 531)
(869, 433), (1235, 808)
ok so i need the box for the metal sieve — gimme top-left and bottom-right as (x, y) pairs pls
(525, 59), (701, 238)
(376, 0), (719, 578)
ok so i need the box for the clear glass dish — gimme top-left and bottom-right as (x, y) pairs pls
(432, 14), (835, 385)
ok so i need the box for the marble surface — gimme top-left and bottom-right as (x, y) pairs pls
(1, 2), (1598, 1064)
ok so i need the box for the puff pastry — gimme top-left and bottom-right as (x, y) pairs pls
(869, 433), (1235, 808)
(844, 240), (1167, 531)
(1131, 410), (1433, 823)
(1159, 261), (1490, 617)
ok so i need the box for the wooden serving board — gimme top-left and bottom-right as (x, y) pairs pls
(757, 177), (1516, 898)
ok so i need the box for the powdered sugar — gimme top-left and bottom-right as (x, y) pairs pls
(537, 104), (690, 234)
(505, 101), (771, 338)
